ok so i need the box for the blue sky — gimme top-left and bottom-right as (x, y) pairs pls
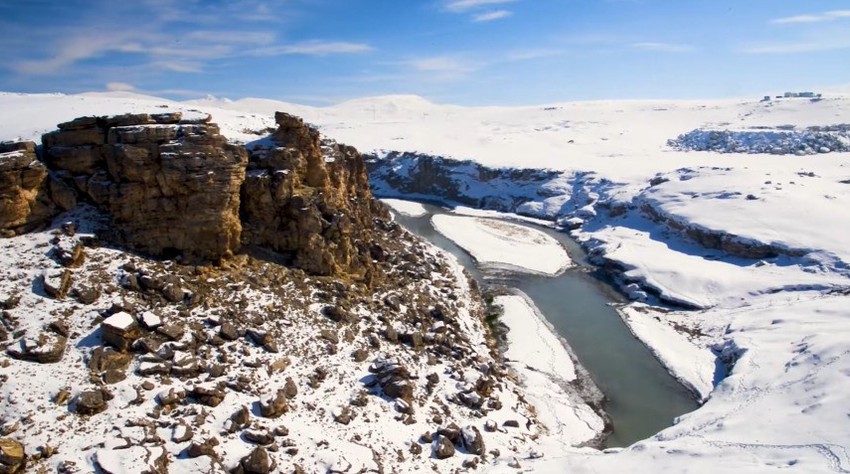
(1, 0), (849, 105)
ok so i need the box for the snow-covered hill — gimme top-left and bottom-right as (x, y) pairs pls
(3, 90), (850, 472)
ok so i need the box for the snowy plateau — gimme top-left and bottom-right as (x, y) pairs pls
(1, 90), (850, 473)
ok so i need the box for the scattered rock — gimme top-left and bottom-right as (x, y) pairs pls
(243, 429), (274, 446)
(432, 435), (455, 459)
(89, 347), (131, 372)
(101, 312), (142, 351)
(6, 333), (66, 363)
(185, 438), (219, 459)
(238, 447), (273, 474)
(218, 322), (239, 341)
(172, 423), (193, 443)
(228, 406), (250, 432)
(319, 329), (339, 344)
(461, 425), (485, 455)
(258, 389), (289, 418)
(0, 438), (25, 473)
(75, 389), (108, 415)
(283, 377), (298, 399)
(41, 269), (72, 299)
(71, 285), (100, 305)
(189, 385), (226, 407)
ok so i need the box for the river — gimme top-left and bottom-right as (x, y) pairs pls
(391, 202), (699, 448)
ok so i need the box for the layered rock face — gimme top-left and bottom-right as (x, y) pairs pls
(42, 113), (248, 261)
(0, 141), (73, 236)
(14, 110), (383, 278)
(241, 112), (387, 276)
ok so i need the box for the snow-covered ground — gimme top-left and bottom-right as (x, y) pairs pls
(380, 198), (428, 217)
(496, 294), (605, 448)
(431, 214), (571, 275)
(3, 90), (850, 471)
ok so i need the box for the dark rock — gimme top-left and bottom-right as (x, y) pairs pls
(461, 425), (485, 455)
(437, 423), (462, 445)
(319, 329), (339, 344)
(322, 305), (352, 323)
(6, 333), (66, 363)
(229, 406), (250, 432)
(72, 285), (100, 305)
(41, 270), (72, 299)
(172, 423), (193, 443)
(189, 385), (226, 407)
(218, 322), (239, 341)
(351, 348), (368, 363)
(0, 294), (19, 310)
(333, 406), (353, 425)
(75, 390), (108, 415)
(433, 435), (455, 459)
(258, 389), (288, 418)
(89, 347), (132, 372)
(243, 429), (274, 446)
(156, 324), (184, 341)
(185, 438), (219, 459)
(283, 377), (298, 399)
(239, 447), (272, 474)
(161, 283), (185, 304)
(101, 312), (142, 351)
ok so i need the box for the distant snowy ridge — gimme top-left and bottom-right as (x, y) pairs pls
(668, 128), (850, 155)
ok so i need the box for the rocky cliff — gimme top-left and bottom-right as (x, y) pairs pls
(42, 112), (247, 262)
(241, 112), (387, 277)
(2, 111), (385, 279)
(0, 111), (551, 473)
(0, 141), (74, 236)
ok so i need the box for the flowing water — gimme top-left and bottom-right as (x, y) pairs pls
(392, 202), (699, 448)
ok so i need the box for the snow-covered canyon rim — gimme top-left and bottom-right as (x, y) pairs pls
(2, 91), (850, 472)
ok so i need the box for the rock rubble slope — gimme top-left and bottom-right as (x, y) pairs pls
(0, 109), (580, 473)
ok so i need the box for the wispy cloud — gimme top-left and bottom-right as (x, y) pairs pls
(472, 10), (512, 22)
(741, 40), (850, 54)
(251, 41), (373, 56)
(106, 82), (135, 92)
(444, 0), (518, 13)
(771, 10), (850, 24)
(443, 0), (518, 23)
(630, 42), (695, 53)
(406, 56), (480, 81)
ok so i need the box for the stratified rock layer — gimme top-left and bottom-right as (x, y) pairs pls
(42, 113), (247, 261)
(240, 112), (388, 277)
(0, 141), (73, 236)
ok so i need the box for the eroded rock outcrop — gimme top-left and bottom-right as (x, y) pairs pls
(8, 110), (386, 279)
(241, 112), (388, 276)
(42, 113), (247, 261)
(0, 141), (73, 236)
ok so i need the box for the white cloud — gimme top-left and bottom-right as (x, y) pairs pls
(741, 41), (850, 54)
(409, 56), (478, 74)
(473, 10), (512, 22)
(772, 10), (850, 24)
(252, 41), (373, 56)
(106, 82), (135, 92)
(444, 0), (518, 13)
(630, 42), (695, 53)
